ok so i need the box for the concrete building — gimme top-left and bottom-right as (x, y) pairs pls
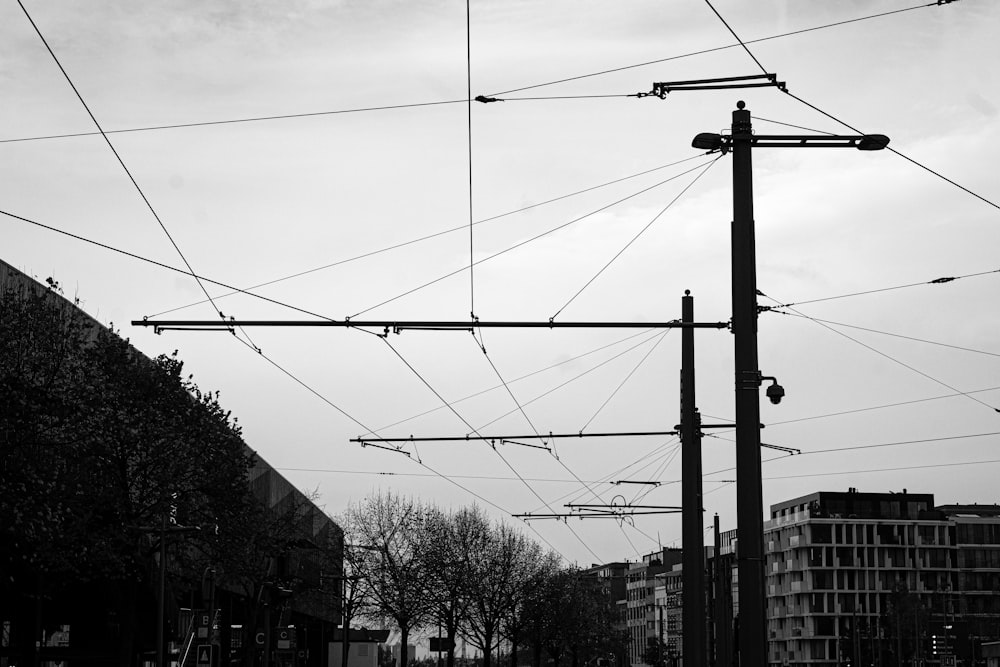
(582, 562), (631, 667)
(626, 549), (682, 666)
(764, 489), (1000, 667)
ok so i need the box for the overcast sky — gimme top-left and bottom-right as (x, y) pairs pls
(3, 0), (999, 566)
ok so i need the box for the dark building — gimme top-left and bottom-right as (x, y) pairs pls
(1, 259), (342, 666)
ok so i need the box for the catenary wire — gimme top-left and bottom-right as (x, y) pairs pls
(767, 385), (1000, 427)
(472, 331), (610, 508)
(0, 99), (467, 144)
(698, 0), (999, 213)
(1, 5), (939, 145)
(703, 0), (769, 76)
(782, 90), (1000, 212)
(363, 328), (660, 435)
(551, 156), (722, 319)
(760, 292), (1000, 413)
(16, 2), (230, 329)
(761, 268), (1000, 310)
(350, 159), (717, 318)
(466, 0), (476, 319)
(579, 331), (671, 433)
(765, 311), (1000, 358)
(379, 337), (603, 562)
(487, 2), (939, 96)
(472, 328), (670, 432)
(148, 155), (708, 319)
(0, 208), (336, 321)
(253, 333), (575, 560)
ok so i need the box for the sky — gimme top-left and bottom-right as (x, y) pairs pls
(2, 0), (999, 568)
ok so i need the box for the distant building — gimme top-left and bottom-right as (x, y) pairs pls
(626, 549), (682, 666)
(330, 629), (391, 667)
(582, 562), (630, 667)
(764, 489), (1000, 667)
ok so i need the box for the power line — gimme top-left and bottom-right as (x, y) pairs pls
(472, 328), (670, 432)
(703, 0), (769, 77)
(16, 1), (229, 330)
(1, 6), (942, 145)
(767, 385), (1000, 427)
(0, 99), (466, 144)
(550, 156), (722, 319)
(579, 331), (671, 433)
(363, 328), (660, 434)
(781, 90), (1000, 211)
(148, 155), (708, 319)
(350, 159), (717, 318)
(759, 292), (1000, 413)
(487, 2), (939, 96)
(379, 337), (604, 562)
(767, 311), (1000, 358)
(759, 268), (1000, 310)
(466, 0), (476, 320)
(0, 208), (334, 321)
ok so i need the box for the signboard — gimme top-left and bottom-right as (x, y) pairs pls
(276, 627), (296, 651)
(196, 644), (214, 667)
(429, 638), (455, 652)
(196, 610), (211, 639)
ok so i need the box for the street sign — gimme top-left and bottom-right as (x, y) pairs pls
(196, 644), (213, 666)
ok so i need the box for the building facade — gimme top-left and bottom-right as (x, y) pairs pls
(627, 549), (682, 667)
(764, 490), (1000, 667)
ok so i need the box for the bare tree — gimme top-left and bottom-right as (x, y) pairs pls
(344, 492), (434, 667)
(424, 506), (490, 667)
(462, 521), (549, 667)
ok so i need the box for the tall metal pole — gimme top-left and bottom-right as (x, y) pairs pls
(681, 290), (705, 667)
(730, 100), (766, 667)
(157, 512), (166, 667)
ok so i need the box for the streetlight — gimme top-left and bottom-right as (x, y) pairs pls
(693, 101), (888, 667)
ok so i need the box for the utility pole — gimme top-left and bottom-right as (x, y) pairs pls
(680, 290), (705, 667)
(730, 100), (767, 667)
(693, 102), (888, 667)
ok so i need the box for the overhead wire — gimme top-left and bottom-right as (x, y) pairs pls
(0, 98), (467, 144)
(0, 208), (332, 321)
(471, 331), (610, 509)
(759, 268), (1000, 311)
(379, 336), (603, 562)
(147, 155), (709, 319)
(466, 0), (476, 320)
(550, 155), (722, 320)
(471, 328), (670, 432)
(759, 291), (1000, 413)
(1, 5), (942, 146)
(765, 311), (1000, 359)
(579, 331), (671, 433)
(363, 328), (660, 435)
(350, 158), (718, 318)
(700, 0), (999, 213)
(487, 2), (940, 97)
(767, 385), (1000, 427)
(15, 2), (242, 341)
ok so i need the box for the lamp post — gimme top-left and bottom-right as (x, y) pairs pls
(692, 102), (888, 667)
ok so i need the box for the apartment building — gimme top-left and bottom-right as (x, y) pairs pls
(627, 549), (683, 666)
(764, 490), (1000, 667)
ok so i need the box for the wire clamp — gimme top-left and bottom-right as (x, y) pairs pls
(474, 95), (503, 103)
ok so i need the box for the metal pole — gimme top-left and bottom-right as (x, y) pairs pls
(681, 290), (705, 667)
(730, 100), (766, 667)
(158, 512), (166, 667)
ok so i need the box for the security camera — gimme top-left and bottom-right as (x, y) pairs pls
(765, 381), (785, 405)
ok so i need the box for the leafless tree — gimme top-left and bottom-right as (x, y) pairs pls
(344, 492), (434, 667)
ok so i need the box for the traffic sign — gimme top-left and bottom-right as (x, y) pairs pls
(196, 645), (213, 666)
